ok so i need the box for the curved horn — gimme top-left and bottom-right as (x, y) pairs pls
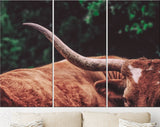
(54, 35), (106, 71)
(23, 23), (106, 71)
(108, 59), (126, 71)
(23, 23), (52, 42)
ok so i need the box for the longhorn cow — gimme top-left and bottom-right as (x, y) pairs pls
(0, 23), (159, 107)
(27, 23), (160, 107)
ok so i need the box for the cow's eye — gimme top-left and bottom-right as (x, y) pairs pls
(146, 97), (149, 103)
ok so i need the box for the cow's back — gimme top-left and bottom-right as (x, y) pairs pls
(54, 59), (106, 107)
(0, 64), (52, 107)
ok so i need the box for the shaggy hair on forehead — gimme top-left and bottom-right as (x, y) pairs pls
(121, 58), (160, 107)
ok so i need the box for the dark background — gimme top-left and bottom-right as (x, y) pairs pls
(0, 0), (52, 74)
(54, 1), (106, 62)
(1, 1), (159, 74)
(109, 1), (160, 59)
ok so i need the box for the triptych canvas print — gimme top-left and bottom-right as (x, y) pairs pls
(0, 1), (160, 108)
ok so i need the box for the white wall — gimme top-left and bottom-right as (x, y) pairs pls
(0, 107), (160, 127)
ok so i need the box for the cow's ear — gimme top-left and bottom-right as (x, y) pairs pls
(94, 80), (106, 97)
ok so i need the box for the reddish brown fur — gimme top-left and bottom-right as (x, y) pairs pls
(122, 59), (160, 107)
(107, 56), (125, 107)
(54, 56), (106, 107)
(108, 78), (125, 107)
(0, 64), (52, 107)
(0, 56), (106, 107)
(108, 57), (160, 107)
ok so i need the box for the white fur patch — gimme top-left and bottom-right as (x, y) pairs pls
(128, 65), (142, 84)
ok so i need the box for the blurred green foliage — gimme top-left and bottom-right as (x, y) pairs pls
(80, 0), (106, 24)
(109, 1), (160, 58)
(0, 1), (52, 73)
(1, 1), (159, 74)
(113, 2), (155, 35)
(55, 0), (159, 62)
(54, 1), (106, 62)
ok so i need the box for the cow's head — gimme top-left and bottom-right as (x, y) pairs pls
(122, 58), (160, 107)
(109, 58), (160, 107)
